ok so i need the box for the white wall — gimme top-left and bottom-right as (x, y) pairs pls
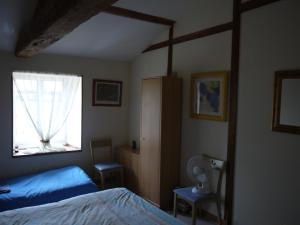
(173, 33), (232, 184)
(128, 0), (232, 215)
(0, 51), (130, 178)
(234, 1), (300, 225)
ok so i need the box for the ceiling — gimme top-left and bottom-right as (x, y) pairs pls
(0, 0), (186, 61)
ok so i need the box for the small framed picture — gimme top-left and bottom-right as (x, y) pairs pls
(190, 71), (229, 121)
(92, 79), (122, 106)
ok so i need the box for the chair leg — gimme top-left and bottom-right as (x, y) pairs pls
(216, 198), (222, 224)
(198, 205), (203, 217)
(92, 168), (95, 181)
(173, 193), (177, 217)
(99, 172), (105, 189)
(192, 203), (197, 225)
(120, 168), (124, 187)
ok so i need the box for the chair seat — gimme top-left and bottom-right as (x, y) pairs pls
(174, 187), (214, 203)
(94, 162), (123, 172)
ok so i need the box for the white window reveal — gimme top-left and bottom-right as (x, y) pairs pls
(13, 71), (82, 156)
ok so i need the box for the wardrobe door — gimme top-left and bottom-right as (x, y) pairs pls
(139, 78), (161, 206)
(160, 76), (182, 209)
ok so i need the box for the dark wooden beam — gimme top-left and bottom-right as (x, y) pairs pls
(240, 0), (281, 12)
(142, 0), (282, 54)
(104, 6), (175, 26)
(225, 0), (241, 224)
(143, 40), (170, 53)
(143, 22), (233, 53)
(172, 22), (233, 45)
(16, 0), (118, 57)
(167, 26), (174, 76)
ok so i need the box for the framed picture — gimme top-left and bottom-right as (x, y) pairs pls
(92, 79), (122, 106)
(190, 71), (228, 121)
(272, 70), (300, 134)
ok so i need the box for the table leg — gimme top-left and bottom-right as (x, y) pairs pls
(173, 193), (177, 217)
(192, 203), (197, 225)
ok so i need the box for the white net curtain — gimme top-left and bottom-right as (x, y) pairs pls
(13, 72), (81, 152)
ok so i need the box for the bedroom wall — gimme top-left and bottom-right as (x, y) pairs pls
(129, 0), (300, 223)
(128, 0), (233, 215)
(0, 52), (130, 178)
(234, 1), (300, 225)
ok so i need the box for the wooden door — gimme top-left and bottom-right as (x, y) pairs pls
(139, 78), (161, 205)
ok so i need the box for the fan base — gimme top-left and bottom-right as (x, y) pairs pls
(192, 186), (201, 194)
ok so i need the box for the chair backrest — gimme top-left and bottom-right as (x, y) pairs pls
(90, 138), (113, 165)
(202, 154), (226, 196)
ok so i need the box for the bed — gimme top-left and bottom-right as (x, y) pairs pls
(0, 166), (99, 212)
(0, 188), (184, 225)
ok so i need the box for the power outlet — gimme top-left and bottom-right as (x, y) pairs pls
(210, 159), (224, 169)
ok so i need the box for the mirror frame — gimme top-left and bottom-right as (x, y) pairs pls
(272, 70), (300, 134)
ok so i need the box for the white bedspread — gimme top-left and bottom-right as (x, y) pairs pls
(0, 188), (184, 225)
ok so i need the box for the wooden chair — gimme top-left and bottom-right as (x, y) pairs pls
(90, 138), (124, 189)
(173, 154), (226, 225)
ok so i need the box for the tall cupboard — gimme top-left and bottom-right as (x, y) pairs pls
(139, 76), (182, 209)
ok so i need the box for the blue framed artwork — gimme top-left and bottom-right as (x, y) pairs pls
(190, 71), (228, 121)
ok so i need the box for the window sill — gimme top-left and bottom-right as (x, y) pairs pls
(13, 145), (81, 157)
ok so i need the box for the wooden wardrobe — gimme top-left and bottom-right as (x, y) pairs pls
(139, 76), (182, 209)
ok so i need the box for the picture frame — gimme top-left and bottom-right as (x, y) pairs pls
(190, 71), (228, 121)
(272, 70), (300, 134)
(92, 79), (122, 106)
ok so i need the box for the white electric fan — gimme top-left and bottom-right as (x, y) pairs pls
(187, 155), (211, 194)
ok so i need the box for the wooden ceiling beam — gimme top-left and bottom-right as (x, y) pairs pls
(104, 6), (175, 26)
(240, 0), (282, 12)
(15, 0), (118, 57)
(143, 22), (233, 53)
(167, 25), (174, 76)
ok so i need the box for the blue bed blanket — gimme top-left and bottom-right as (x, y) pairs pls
(0, 166), (98, 212)
(0, 188), (185, 225)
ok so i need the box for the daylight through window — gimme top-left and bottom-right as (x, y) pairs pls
(13, 71), (82, 156)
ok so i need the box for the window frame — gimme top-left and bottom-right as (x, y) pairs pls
(11, 71), (83, 158)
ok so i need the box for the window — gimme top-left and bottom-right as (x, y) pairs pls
(13, 71), (82, 156)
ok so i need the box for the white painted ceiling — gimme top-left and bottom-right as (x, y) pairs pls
(0, 0), (186, 61)
(0, 0), (38, 53)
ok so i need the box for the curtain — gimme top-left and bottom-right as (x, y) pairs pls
(13, 72), (81, 146)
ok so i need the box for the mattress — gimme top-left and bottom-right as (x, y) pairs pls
(0, 166), (98, 212)
(0, 188), (184, 225)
